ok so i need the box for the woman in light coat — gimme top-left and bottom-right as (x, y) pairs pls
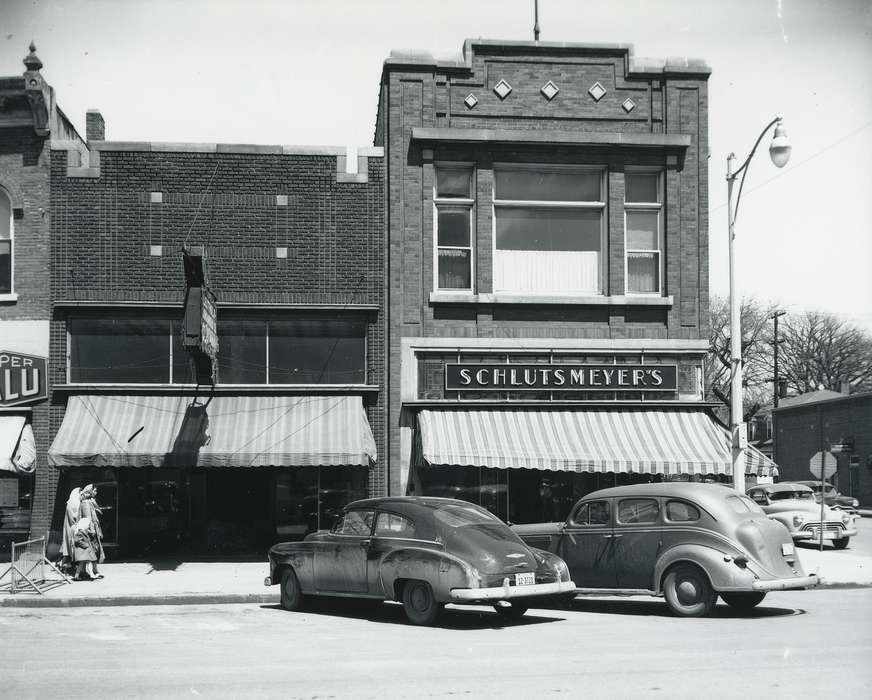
(78, 484), (105, 578)
(60, 487), (81, 574)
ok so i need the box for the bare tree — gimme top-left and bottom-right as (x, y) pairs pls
(706, 295), (776, 422)
(775, 311), (872, 394)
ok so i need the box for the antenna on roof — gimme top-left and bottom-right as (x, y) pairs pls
(534, 0), (540, 42)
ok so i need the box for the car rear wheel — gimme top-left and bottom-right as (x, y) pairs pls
(402, 580), (442, 626)
(493, 602), (529, 620)
(663, 564), (717, 617)
(720, 591), (766, 610)
(833, 537), (850, 550)
(280, 568), (303, 611)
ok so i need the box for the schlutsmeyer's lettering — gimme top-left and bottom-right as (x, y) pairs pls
(554, 369), (566, 385)
(524, 369), (537, 386)
(633, 368), (645, 385)
(493, 368), (506, 384)
(476, 369), (490, 385)
(602, 369), (614, 385)
(459, 368), (472, 385)
(650, 369), (663, 386)
(590, 369), (601, 386)
(618, 368), (629, 385)
(570, 368), (584, 385)
(510, 368), (522, 386)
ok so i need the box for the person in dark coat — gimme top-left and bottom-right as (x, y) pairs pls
(60, 487), (81, 574)
(72, 517), (97, 580)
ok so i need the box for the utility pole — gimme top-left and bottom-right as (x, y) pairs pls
(534, 0), (540, 41)
(771, 310), (786, 408)
(770, 309), (787, 471)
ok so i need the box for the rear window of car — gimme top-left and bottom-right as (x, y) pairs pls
(725, 495), (764, 515)
(617, 498), (659, 524)
(335, 509), (374, 535)
(771, 490), (813, 501)
(665, 500), (700, 522)
(374, 512), (416, 538)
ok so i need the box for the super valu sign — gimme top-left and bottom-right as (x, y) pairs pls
(0, 351), (48, 407)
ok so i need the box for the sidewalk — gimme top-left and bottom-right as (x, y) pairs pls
(2, 547), (870, 608)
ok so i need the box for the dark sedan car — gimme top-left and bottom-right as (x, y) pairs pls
(513, 483), (817, 617)
(792, 480), (860, 513)
(265, 497), (575, 625)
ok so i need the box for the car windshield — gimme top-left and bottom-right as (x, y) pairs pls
(433, 503), (523, 546)
(770, 490), (814, 501)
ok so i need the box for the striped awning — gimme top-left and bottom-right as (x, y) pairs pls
(48, 395), (376, 468)
(417, 408), (735, 475)
(744, 444), (779, 477)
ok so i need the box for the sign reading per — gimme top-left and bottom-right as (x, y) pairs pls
(445, 363), (677, 392)
(0, 351), (48, 407)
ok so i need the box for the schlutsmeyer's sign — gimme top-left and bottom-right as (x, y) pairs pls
(445, 363), (677, 392)
(0, 351), (48, 407)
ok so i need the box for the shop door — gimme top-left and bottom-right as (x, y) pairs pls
(119, 469), (186, 555)
(560, 499), (616, 589)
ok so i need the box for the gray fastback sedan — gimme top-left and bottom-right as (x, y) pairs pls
(513, 482), (817, 617)
(265, 496), (575, 625)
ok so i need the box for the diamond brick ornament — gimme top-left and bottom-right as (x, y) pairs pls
(493, 79), (513, 100)
(588, 81), (606, 102)
(540, 80), (559, 101)
(464, 93), (478, 109)
(622, 98), (636, 113)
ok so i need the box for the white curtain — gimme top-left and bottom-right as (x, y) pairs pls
(494, 250), (599, 293)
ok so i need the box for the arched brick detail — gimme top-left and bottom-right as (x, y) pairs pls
(0, 177), (25, 210)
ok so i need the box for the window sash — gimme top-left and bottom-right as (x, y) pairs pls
(624, 172), (663, 295)
(434, 167), (475, 292)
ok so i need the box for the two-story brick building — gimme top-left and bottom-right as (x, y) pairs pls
(0, 44), (81, 555)
(376, 39), (770, 524)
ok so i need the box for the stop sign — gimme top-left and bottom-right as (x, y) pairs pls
(809, 451), (837, 479)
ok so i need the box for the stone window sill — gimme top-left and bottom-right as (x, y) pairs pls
(429, 291), (673, 307)
(0, 293), (19, 303)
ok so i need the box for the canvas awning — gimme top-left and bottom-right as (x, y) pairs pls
(417, 408), (736, 475)
(744, 443), (779, 477)
(48, 395), (376, 468)
(0, 415), (27, 473)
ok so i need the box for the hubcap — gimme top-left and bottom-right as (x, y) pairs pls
(410, 585), (428, 611)
(676, 578), (700, 605)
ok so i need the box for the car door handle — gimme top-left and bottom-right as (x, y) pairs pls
(359, 539), (371, 547)
(602, 534), (623, 539)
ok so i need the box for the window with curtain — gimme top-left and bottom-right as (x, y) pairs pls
(0, 188), (12, 295)
(493, 168), (605, 294)
(625, 171), (663, 294)
(434, 166), (474, 291)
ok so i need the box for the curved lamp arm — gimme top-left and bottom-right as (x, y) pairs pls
(727, 115), (782, 226)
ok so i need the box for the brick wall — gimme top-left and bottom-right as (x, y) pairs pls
(33, 144), (387, 536)
(379, 41), (711, 494)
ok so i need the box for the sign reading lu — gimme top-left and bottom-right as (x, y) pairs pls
(809, 451), (837, 479)
(0, 351), (48, 407)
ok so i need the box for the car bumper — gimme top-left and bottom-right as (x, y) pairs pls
(450, 579), (576, 601)
(792, 527), (857, 541)
(751, 574), (818, 592)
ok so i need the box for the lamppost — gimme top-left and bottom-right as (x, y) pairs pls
(727, 116), (792, 493)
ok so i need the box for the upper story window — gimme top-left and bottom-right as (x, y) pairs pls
(218, 314), (366, 385)
(625, 172), (663, 295)
(493, 168), (605, 294)
(68, 313), (367, 385)
(434, 166), (474, 291)
(0, 188), (12, 295)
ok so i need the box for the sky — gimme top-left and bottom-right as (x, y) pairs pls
(2, 0), (871, 333)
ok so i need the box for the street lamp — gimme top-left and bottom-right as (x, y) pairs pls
(726, 116), (791, 493)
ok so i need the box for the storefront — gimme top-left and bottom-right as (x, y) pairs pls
(48, 394), (375, 556)
(0, 349), (45, 555)
(400, 339), (774, 524)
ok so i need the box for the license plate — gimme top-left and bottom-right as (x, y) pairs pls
(782, 543), (795, 556)
(515, 572), (535, 586)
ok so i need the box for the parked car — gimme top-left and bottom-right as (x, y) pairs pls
(790, 480), (860, 513)
(512, 483), (817, 617)
(746, 483), (859, 549)
(265, 496), (575, 625)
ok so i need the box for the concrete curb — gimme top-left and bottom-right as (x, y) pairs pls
(0, 592), (280, 608)
(3, 581), (869, 608)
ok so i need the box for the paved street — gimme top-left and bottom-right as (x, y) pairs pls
(1, 588), (869, 699)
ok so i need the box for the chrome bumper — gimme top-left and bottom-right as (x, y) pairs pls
(793, 527), (857, 541)
(751, 573), (818, 591)
(451, 579), (575, 601)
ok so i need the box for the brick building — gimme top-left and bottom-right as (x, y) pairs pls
(1, 44), (81, 555)
(376, 39), (770, 524)
(773, 390), (871, 508)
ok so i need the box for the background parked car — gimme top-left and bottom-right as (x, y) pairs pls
(746, 483), (858, 549)
(265, 496), (575, 625)
(790, 480), (860, 513)
(512, 483), (816, 617)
